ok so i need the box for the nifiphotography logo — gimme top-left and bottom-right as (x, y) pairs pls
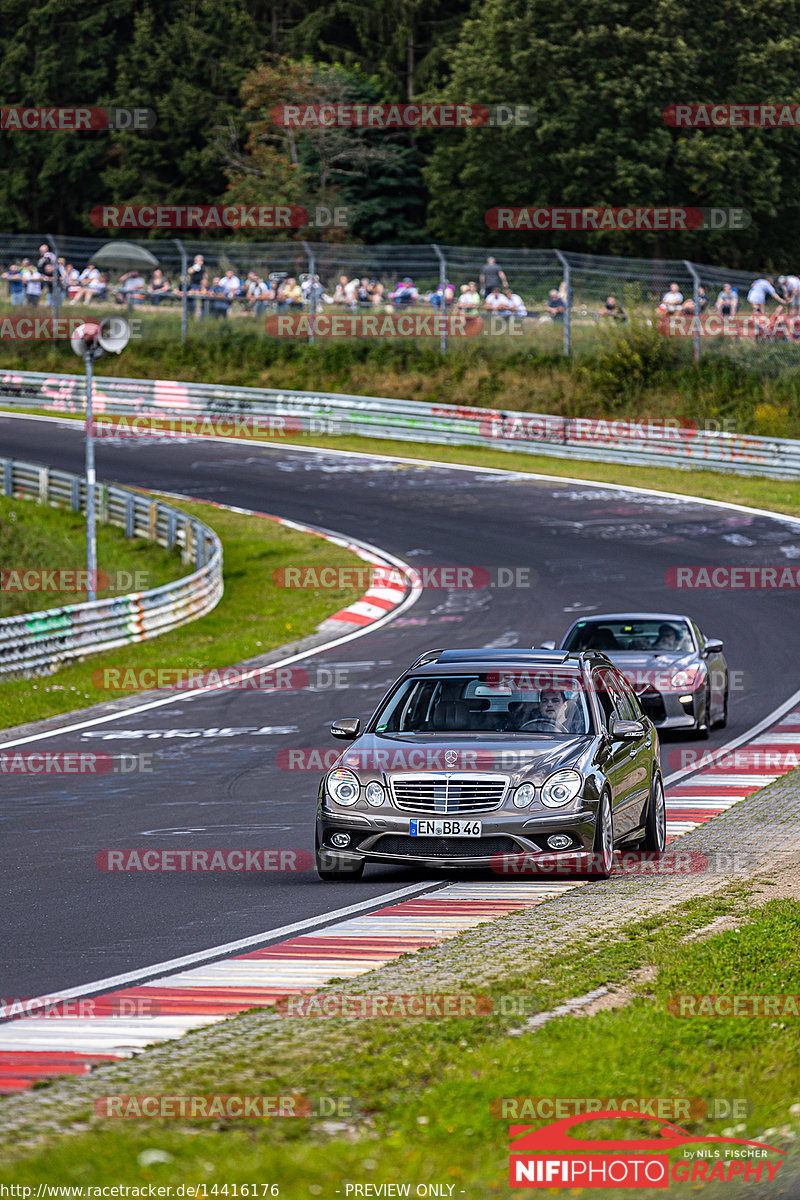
(508, 1111), (784, 1188)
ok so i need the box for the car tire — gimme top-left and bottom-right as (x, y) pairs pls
(641, 775), (666, 853)
(694, 683), (711, 740)
(713, 683), (729, 729)
(589, 792), (614, 879)
(315, 833), (364, 881)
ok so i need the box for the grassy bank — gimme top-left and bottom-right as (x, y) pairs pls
(6, 311), (800, 438)
(0, 495), (365, 731)
(0, 881), (797, 1198)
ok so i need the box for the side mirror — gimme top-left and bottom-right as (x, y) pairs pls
(539, 640), (556, 651)
(331, 718), (360, 741)
(609, 717), (644, 741)
(703, 637), (724, 655)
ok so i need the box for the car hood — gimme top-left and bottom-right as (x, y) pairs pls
(337, 732), (595, 786)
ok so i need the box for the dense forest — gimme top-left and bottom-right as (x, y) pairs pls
(2, 0), (800, 265)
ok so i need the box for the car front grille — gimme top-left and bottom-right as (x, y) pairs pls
(374, 835), (518, 858)
(389, 773), (508, 814)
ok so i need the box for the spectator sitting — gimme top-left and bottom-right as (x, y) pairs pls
(499, 287), (527, 317)
(484, 284), (506, 314)
(370, 281), (385, 306)
(115, 270), (146, 306)
(392, 277), (418, 305)
(546, 289), (565, 320)
(331, 275), (351, 305)
(88, 272), (108, 303)
(601, 295), (626, 320)
(277, 276), (303, 309)
(715, 283), (738, 316)
(147, 269), (171, 305)
(69, 263), (100, 305)
(458, 282), (480, 313)
(659, 282), (683, 313)
(430, 282), (455, 308)
(746, 276), (782, 315)
(682, 286), (708, 315)
(4, 263), (25, 306)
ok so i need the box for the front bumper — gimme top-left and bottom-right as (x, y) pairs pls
(316, 804), (598, 871)
(637, 687), (703, 730)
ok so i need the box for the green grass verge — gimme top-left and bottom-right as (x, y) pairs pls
(0, 494), (364, 731)
(1, 885), (798, 1198)
(0, 493), (186, 618)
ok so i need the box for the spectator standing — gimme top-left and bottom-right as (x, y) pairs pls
(219, 268), (242, 303)
(4, 263), (25, 306)
(186, 254), (206, 318)
(479, 255), (508, 296)
(747, 276), (782, 314)
(23, 264), (42, 307)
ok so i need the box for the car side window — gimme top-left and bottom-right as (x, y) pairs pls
(593, 669), (617, 728)
(613, 671), (644, 720)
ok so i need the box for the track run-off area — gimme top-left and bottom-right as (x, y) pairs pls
(1, 410), (799, 1093)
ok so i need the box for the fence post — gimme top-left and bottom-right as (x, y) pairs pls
(303, 240), (316, 346)
(684, 260), (702, 364)
(554, 249), (571, 358)
(47, 234), (61, 318)
(431, 244), (448, 356)
(174, 239), (188, 345)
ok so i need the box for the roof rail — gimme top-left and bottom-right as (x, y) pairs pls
(410, 648), (444, 669)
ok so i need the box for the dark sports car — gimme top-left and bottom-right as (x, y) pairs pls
(315, 648), (664, 881)
(545, 613), (728, 738)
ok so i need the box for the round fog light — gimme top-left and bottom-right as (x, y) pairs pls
(331, 832), (351, 849)
(547, 835), (572, 850)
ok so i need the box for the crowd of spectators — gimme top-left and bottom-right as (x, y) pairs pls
(4, 248), (800, 332)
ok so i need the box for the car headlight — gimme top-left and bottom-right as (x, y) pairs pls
(540, 769), (582, 808)
(671, 668), (699, 690)
(327, 768), (360, 806)
(365, 781), (385, 807)
(513, 782), (536, 809)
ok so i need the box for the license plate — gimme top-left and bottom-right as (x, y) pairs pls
(409, 819), (482, 837)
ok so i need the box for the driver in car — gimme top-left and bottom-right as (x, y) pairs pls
(519, 689), (571, 732)
(653, 623), (682, 651)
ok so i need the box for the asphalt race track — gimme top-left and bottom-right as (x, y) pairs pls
(1, 414), (798, 1000)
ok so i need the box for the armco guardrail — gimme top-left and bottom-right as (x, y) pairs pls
(0, 457), (223, 677)
(0, 368), (798, 479)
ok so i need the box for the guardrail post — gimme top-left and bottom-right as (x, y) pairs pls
(38, 466), (49, 503)
(149, 501), (158, 540)
(193, 521), (203, 568)
(684, 260), (702, 364)
(166, 510), (176, 551)
(431, 244), (448, 357)
(554, 249), (571, 358)
(174, 239), (188, 345)
(100, 483), (109, 525)
(71, 478), (80, 511)
(183, 518), (193, 565)
(3, 461), (12, 497)
(125, 496), (135, 537)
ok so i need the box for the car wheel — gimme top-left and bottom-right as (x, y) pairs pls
(315, 834), (364, 881)
(642, 775), (666, 853)
(713, 683), (729, 729)
(695, 682), (711, 740)
(590, 792), (614, 879)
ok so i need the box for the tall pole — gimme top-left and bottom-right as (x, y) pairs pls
(683, 260), (701, 365)
(555, 249), (571, 358)
(432, 244), (447, 356)
(85, 351), (97, 602)
(174, 239), (188, 345)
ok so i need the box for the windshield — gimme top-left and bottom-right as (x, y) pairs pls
(563, 619), (694, 654)
(373, 670), (593, 736)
